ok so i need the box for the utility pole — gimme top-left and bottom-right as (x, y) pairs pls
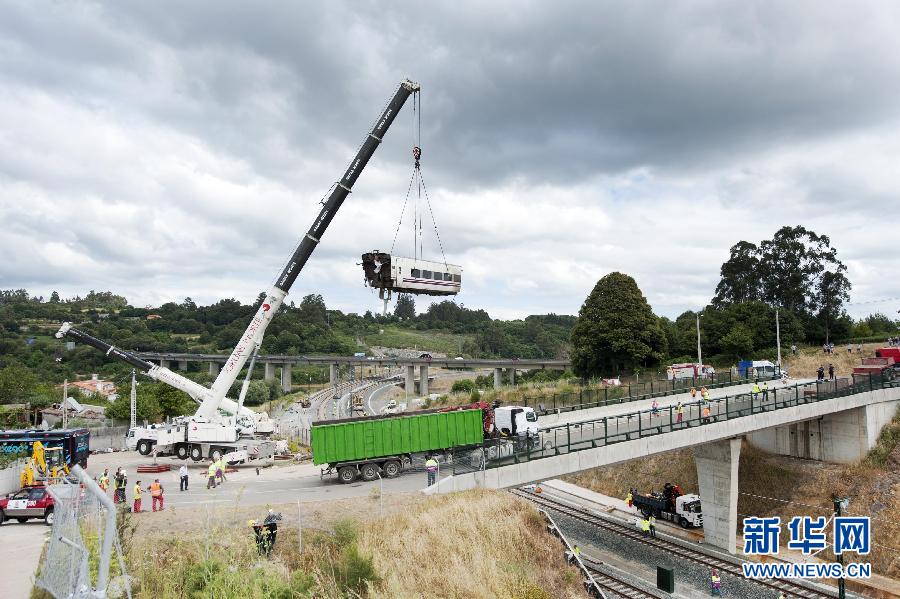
(130, 369), (137, 430)
(62, 379), (68, 430)
(833, 496), (848, 599)
(696, 313), (703, 366)
(775, 308), (782, 370)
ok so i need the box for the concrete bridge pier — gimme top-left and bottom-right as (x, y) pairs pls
(208, 362), (220, 377)
(694, 437), (741, 554)
(406, 365), (416, 394)
(160, 359), (171, 369)
(330, 363), (339, 387)
(420, 364), (429, 396)
(264, 363), (276, 382)
(509, 368), (516, 386)
(494, 368), (502, 390)
(281, 364), (292, 393)
(178, 360), (188, 371)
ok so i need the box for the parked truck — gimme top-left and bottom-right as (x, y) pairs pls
(632, 482), (703, 528)
(313, 402), (539, 483)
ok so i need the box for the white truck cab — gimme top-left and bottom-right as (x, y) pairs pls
(493, 406), (539, 437)
(675, 493), (703, 528)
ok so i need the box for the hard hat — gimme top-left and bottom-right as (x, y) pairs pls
(247, 519), (257, 527)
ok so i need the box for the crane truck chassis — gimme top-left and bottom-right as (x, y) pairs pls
(56, 79), (421, 463)
(632, 483), (703, 528)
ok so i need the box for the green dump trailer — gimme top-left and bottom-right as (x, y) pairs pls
(311, 408), (485, 483)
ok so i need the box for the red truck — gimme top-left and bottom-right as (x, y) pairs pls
(875, 348), (900, 365)
(0, 485), (55, 526)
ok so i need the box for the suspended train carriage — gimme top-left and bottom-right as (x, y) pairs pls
(361, 91), (464, 313)
(362, 252), (462, 302)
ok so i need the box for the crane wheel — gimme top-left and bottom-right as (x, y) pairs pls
(137, 440), (153, 456)
(175, 445), (188, 460)
(189, 446), (203, 462)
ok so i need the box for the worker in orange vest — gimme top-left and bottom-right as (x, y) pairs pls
(148, 478), (165, 512)
(133, 480), (143, 513)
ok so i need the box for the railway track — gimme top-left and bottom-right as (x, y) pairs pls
(511, 489), (837, 599)
(579, 556), (661, 598)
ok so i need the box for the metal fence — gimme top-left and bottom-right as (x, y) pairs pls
(512, 370), (782, 415)
(35, 466), (130, 599)
(453, 371), (898, 474)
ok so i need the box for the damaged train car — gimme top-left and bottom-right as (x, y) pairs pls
(361, 251), (462, 297)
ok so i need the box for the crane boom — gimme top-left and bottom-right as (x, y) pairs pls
(56, 79), (421, 422)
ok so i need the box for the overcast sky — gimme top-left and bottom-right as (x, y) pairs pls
(2, 1), (899, 320)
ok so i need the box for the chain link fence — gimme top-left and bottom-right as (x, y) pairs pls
(35, 467), (131, 599)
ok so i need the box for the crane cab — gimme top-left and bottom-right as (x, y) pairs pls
(362, 251), (462, 297)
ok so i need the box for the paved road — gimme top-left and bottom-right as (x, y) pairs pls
(1, 522), (50, 599)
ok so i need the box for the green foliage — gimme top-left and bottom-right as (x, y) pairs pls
(865, 405), (900, 468)
(719, 324), (754, 359)
(334, 544), (380, 595)
(711, 226), (852, 343)
(0, 364), (38, 404)
(242, 380), (270, 406)
(451, 379), (476, 393)
(570, 272), (666, 377)
(393, 293), (416, 319)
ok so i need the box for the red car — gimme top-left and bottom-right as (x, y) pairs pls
(0, 485), (55, 526)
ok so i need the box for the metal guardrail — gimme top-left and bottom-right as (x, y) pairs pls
(454, 372), (899, 474)
(524, 372), (782, 416)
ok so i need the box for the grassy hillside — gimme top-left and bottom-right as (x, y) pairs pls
(52, 490), (584, 599)
(360, 324), (473, 356)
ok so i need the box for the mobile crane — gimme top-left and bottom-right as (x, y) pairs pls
(56, 79), (421, 463)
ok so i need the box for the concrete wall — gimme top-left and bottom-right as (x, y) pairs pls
(0, 460), (24, 495)
(694, 438), (740, 553)
(88, 426), (129, 451)
(748, 400), (899, 463)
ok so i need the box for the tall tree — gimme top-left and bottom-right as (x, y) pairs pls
(570, 272), (666, 378)
(712, 241), (760, 306)
(394, 294), (416, 319)
(298, 294), (328, 325)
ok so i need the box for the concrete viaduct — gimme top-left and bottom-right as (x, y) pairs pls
(426, 378), (900, 555)
(135, 352), (569, 394)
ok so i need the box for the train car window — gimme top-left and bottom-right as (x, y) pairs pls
(422, 270), (433, 279)
(453, 274), (461, 283)
(411, 269), (421, 278)
(443, 273), (452, 281)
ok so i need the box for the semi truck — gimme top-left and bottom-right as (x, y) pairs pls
(632, 482), (703, 528)
(55, 79), (421, 463)
(313, 402), (539, 483)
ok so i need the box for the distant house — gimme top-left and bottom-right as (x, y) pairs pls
(146, 314), (162, 320)
(40, 396), (107, 428)
(58, 375), (117, 401)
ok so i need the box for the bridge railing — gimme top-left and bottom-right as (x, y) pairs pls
(450, 371), (898, 474)
(515, 371), (782, 415)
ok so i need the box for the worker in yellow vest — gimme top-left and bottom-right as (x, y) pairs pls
(751, 381), (761, 400)
(640, 516), (651, 537)
(625, 489), (633, 508)
(148, 479), (164, 512)
(133, 480), (143, 513)
(710, 568), (722, 596)
(98, 469), (110, 493)
(675, 402), (684, 425)
(425, 456), (438, 486)
(207, 461), (217, 489)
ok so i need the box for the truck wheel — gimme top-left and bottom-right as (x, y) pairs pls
(176, 445), (189, 460)
(0, 510), (5, 526)
(44, 508), (54, 526)
(137, 440), (153, 456)
(382, 460), (401, 478)
(189, 446), (203, 462)
(338, 466), (357, 484)
(360, 463), (379, 482)
(679, 516), (689, 528)
(16, 517), (28, 523)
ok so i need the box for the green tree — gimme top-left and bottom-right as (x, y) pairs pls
(712, 241), (761, 307)
(570, 272), (666, 378)
(49, 291), (60, 303)
(719, 324), (754, 359)
(0, 364), (38, 404)
(394, 294), (416, 320)
(242, 380), (270, 406)
(299, 294), (328, 325)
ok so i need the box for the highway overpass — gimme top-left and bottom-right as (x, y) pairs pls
(426, 375), (900, 554)
(135, 351), (569, 393)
